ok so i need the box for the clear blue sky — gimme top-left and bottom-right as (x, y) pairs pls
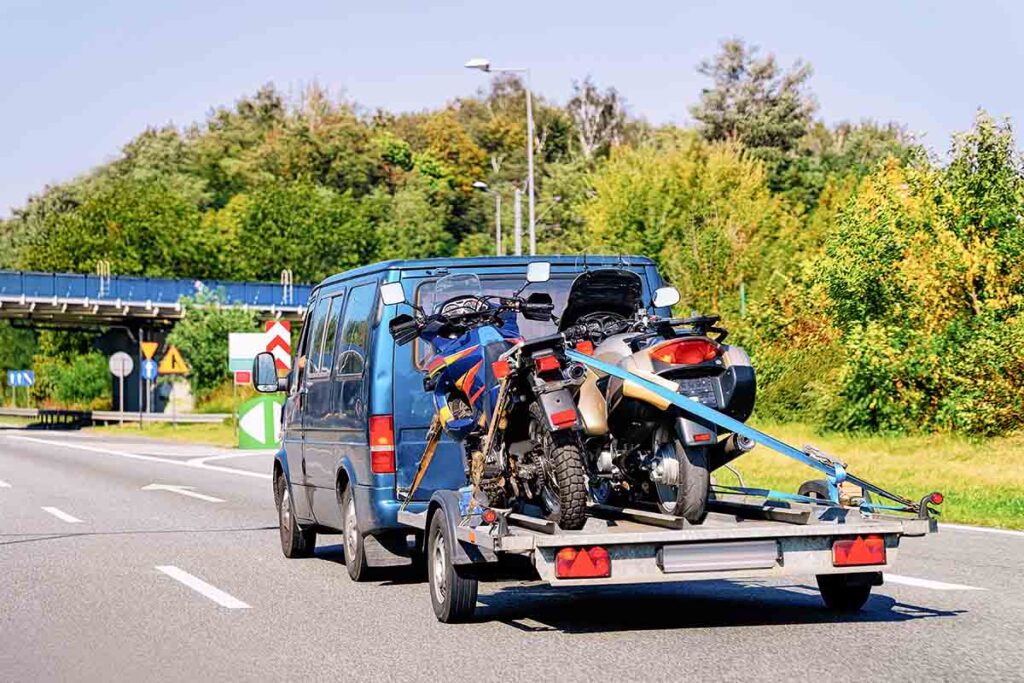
(2, 0), (1022, 216)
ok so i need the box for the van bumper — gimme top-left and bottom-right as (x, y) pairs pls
(354, 484), (427, 535)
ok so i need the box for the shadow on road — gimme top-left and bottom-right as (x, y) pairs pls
(473, 580), (964, 632)
(313, 543), (425, 584)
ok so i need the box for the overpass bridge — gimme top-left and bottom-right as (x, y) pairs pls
(0, 270), (312, 328)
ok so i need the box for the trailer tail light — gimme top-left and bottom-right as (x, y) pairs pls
(369, 415), (396, 474)
(929, 491), (944, 505)
(555, 546), (611, 579)
(534, 354), (561, 373)
(550, 409), (578, 429)
(650, 338), (719, 365)
(575, 340), (595, 355)
(491, 359), (511, 380)
(481, 508), (498, 525)
(832, 535), (886, 567)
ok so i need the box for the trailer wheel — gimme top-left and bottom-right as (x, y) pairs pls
(276, 473), (315, 558)
(817, 573), (874, 612)
(427, 511), (478, 623)
(342, 487), (371, 582)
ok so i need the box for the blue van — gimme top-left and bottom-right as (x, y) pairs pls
(255, 255), (668, 580)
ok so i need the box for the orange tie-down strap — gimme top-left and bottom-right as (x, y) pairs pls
(401, 414), (443, 510)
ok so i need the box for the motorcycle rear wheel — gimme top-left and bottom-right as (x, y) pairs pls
(653, 426), (709, 524)
(530, 405), (588, 530)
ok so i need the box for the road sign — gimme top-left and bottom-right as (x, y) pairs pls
(265, 320), (292, 371)
(108, 352), (134, 378)
(228, 332), (267, 372)
(237, 395), (284, 449)
(141, 359), (158, 381)
(140, 341), (159, 360)
(234, 370), (251, 385)
(158, 345), (189, 375)
(6, 370), (34, 387)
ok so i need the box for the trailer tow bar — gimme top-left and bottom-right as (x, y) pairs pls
(565, 349), (933, 517)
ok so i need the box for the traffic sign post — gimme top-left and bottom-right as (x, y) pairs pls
(108, 352), (134, 424)
(7, 370), (35, 408)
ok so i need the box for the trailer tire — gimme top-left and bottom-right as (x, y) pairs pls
(817, 573), (873, 612)
(276, 473), (315, 558)
(427, 512), (478, 623)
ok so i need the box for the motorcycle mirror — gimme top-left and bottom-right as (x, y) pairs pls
(380, 282), (407, 306)
(526, 262), (551, 283)
(652, 286), (680, 309)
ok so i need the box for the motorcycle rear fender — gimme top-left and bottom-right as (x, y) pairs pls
(536, 387), (580, 432)
(621, 367), (680, 411)
(675, 415), (717, 448)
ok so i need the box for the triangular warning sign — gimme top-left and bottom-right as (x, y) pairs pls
(158, 345), (190, 375)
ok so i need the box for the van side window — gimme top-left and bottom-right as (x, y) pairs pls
(310, 294), (344, 375)
(301, 297), (330, 380)
(335, 283), (376, 421)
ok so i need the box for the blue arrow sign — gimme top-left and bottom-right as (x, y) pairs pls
(6, 370), (35, 387)
(141, 359), (158, 381)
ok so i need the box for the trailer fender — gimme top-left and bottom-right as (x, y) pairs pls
(427, 491), (496, 566)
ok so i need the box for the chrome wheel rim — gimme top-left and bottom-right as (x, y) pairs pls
(344, 495), (358, 559)
(432, 529), (447, 603)
(653, 426), (678, 514)
(279, 486), (292, 547)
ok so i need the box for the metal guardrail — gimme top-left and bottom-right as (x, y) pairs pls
(0, 407), (231, 424)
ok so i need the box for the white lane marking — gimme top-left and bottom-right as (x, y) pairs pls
(187, 451), (268, 465)
(41, 506), (83, 523)
(0, 479), (10, 488)
(155, 566), (251, 609)
(885, 574), (985, 591)
(942, 523), (1024, 538)
(142, 483), (226, 503)
(7, 435), (271, 480)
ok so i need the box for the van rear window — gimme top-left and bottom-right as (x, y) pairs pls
(414, 277), (574, 367)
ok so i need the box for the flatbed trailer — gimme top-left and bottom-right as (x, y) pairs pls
(398, 492), (937, 622)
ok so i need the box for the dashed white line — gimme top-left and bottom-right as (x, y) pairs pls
(885, 574), (985, 591)
(942, 523), (1024, 538)
(41, 506), (83, 523)
(155, 566), (251, 609)
(7, 435), (271, 480)
(0, 479), (10, 488)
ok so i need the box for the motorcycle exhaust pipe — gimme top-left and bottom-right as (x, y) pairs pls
(708, 432), (756, 473)
(566, 362), (587, 380)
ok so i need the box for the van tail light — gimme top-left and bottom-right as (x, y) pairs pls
(555, 546), (611, 578)
(369, 415), (396, 474)
(832, 535), (886, 567)
(534, 354), (561, 373)
(649, 338), (719, 365)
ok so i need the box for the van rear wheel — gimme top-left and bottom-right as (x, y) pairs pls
(342, 487), (371, 581)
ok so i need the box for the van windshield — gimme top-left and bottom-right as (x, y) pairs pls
(415, 276), (575, 366)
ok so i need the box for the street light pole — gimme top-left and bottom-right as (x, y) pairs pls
(465, 58), (536, 255)
(472, 180), (502, 256)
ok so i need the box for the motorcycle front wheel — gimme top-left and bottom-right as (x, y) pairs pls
(652, 425), (710, 524)
(530, 404), (588, 530)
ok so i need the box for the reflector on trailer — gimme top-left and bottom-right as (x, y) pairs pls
(555, 546), (611, 578)
(832, 535), (886, 567)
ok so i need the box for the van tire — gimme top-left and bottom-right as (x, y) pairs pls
(427, 512), (477, 623)
(276, 474), (315, 558)
(342, 487), (371, 582)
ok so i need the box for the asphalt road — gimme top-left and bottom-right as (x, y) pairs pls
(1, 429), (1021, 681)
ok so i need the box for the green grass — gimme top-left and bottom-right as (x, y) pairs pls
(0, 415), (36, 428)
(726, 422), (1024, 530)
(90, 420), (238, 448)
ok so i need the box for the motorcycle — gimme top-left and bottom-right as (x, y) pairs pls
(382, 263), (593, 530)
(559, 268), (757, 524)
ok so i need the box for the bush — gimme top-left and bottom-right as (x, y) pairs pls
(35, 352), (110, 409)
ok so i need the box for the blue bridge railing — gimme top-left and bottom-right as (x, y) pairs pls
(0, 270), (313, 307)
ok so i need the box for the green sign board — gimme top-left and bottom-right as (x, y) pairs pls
(237, 394), (285, 449)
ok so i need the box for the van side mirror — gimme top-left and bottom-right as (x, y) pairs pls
(380, 281), (407, 306)
(253, 352), (284, 393)
(526, 262), (551, 283)
(652, 286), (680, 309)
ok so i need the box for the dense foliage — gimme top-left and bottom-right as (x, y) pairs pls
(3, 39), (1023, 435)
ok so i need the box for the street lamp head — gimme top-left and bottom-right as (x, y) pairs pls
(464, 57), (491, 72)
(471, 180), (489, 191)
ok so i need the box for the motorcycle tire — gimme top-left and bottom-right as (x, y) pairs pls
(530, 404), (588, 530)
(653, 429), (710, 524)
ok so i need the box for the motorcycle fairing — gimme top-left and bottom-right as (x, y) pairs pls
(558, 268), (645, 330)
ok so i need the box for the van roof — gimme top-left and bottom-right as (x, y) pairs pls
(316, 254), (656, 289)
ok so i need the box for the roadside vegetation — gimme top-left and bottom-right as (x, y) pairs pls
(0, 38), (1022, 524)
